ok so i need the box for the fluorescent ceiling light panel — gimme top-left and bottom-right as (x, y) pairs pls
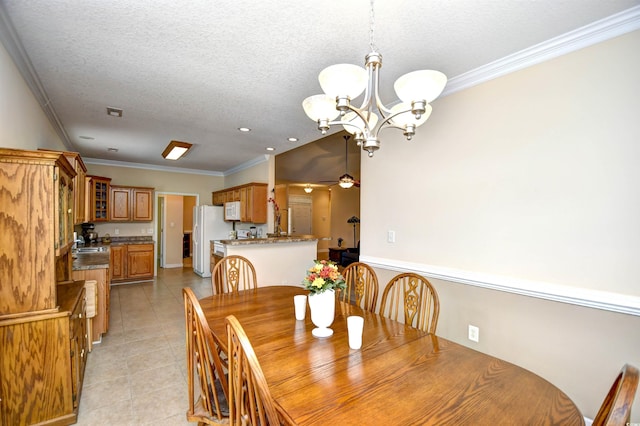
(162, 140), (192, 160)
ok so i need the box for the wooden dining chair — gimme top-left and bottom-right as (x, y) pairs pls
(380, 272), (440, 334)
(183, 288), (230, 424)
(592, 363), (639, 426)
(212, 255), (257, 294)
(226, 315), (290, 426)
(340, 262), (379, 312)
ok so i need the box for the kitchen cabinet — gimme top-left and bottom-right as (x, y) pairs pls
(240, 184), (267, 223)
(88, 175), (111, 222)
(127, 244), (154, 279)
(212, 182), (267, 223)
(109, 245), (127, 281)
(109, 185), (154, 222)
(110, 243), (154, 283)
(72, 267), (110, 344)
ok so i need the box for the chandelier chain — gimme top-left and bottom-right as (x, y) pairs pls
(369, 0), (377, 52)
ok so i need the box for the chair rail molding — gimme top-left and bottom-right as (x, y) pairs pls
(361, 255), (640, 317)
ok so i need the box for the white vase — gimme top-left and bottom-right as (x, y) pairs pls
(308, 289), (335, 337)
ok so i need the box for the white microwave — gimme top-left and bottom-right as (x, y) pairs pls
(224, 201), (241, 221)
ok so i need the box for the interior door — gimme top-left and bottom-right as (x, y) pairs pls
(291, 202), (312, 235)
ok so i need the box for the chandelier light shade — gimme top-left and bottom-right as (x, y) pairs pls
(304, 184), (313, 193)
(302, 0), (447, 157)
(162, 140), (192, 160)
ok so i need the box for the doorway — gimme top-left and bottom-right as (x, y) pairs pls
(156, 192), (199, 271)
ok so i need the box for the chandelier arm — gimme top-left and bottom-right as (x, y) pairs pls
(371, 104), (413, 136)
(330, 103), (373, 134)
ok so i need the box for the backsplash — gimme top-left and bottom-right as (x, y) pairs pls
(76, 223), (156, 239)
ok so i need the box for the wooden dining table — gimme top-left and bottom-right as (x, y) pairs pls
(199, 286), (584, 425)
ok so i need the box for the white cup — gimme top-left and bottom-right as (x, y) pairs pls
(294, 295), (307, 320)
(347, 316), (364, 349)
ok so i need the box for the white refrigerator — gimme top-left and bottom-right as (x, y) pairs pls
(193, 205), (232, 277)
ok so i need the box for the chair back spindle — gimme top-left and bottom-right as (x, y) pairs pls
(212, 255), (257, 294)
(341, 262), (379, 312)
(380, 273), (440, 334)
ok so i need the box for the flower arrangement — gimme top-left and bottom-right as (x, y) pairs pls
(268, 197), (282, 234)
(267, 197), (280, 214)
(302, 259), (346, 295)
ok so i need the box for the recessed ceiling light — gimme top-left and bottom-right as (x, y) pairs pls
(288, 137), (298, 142)
(238, 127), (251, 132)
(266, 147), (275, 152)
(79, 135), (95, 140)
(107, 147), (119, 152)
(107, 107), (123, 117)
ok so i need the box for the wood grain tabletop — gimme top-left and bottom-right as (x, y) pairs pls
(199, 286), (584, 425)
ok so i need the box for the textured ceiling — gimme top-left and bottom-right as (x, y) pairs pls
(1, 0), (639, 178)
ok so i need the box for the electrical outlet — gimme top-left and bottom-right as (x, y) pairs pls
(387, 230), (395, 243)
(114, 228), (119, 235)
(147, 228), (153, 234)
(468, 325), (479, 342)
(141, 228), (146, 234)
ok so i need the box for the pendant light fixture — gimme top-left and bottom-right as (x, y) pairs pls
(302, 0), (447, 157)
(339, 135), (354, 189)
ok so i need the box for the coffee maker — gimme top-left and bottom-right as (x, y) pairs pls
(81, 222), (98, 244)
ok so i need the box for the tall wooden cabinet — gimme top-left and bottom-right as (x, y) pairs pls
(0, 149), (88, 425)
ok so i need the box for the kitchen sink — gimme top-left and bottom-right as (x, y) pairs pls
(76, 246), (108, 253)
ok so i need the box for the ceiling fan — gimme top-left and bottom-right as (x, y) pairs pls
(318, 135), (360, 188)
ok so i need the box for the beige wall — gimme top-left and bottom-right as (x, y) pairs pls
(0, 42), (66, 150)
(224, 156), (269, 188)
(362, 31), (640, 421)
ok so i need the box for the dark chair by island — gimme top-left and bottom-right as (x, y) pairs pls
(340, 241), (360, 267)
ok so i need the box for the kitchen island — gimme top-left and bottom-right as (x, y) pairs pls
(213, 236), (318, 286)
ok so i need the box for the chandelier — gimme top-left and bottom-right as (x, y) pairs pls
(302, 0), (447, 157)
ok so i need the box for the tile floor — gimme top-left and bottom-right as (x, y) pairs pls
(76, 265), (212, 426)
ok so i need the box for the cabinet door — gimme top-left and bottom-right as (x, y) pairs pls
(132, 188), (153, 221)
(90, 176), (111, 221)
(69, 295), (87, 409)
(110, 245), (127, 281)
(110, 186), (131, 221)
(240, 187), (249, 222)
(251, 185), (268, 224)
(212, 191), (225, 206)
(127, 244), (154, 279)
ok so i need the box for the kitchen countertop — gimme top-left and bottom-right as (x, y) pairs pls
(214, 235), (318, 246)
(72, 252), (110, 270)
(72, 237), (154, 270)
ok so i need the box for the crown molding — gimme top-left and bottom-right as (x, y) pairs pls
(83, 157), (224, 176)
(82, 154), (269, 176)
(361, 255), (640, 317)
(443, 5), (640, 97)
